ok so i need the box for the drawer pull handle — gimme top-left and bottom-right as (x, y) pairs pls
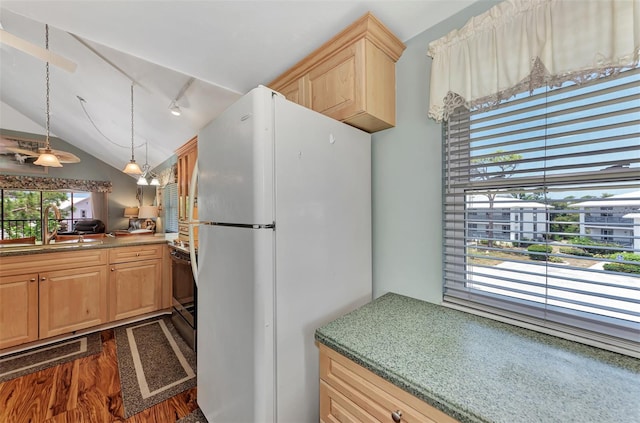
(391, 410), (402, 423)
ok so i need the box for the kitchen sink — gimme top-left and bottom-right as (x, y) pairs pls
(48, 239), (103, 248)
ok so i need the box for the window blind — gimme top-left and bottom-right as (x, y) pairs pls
(442, 67), (640, 354)
(163, 183), (179, 233)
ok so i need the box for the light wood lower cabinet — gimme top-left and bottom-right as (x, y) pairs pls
(0, 244), (168, 350)
(0, 249), (109, 347)
(109, 245), (163, 321)
(39, 266), (108, 338)
(0, 273), (38, 349)
(319, 343), (459, 423)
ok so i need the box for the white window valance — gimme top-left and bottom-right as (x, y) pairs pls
(427, 0), (640, 122)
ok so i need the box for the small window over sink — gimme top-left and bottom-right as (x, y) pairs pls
(1, 189), (94, 240)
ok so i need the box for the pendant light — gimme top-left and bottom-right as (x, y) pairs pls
(136, 173), (149, 185)
(122, 83), (143, 174)
(136, 142), (161, 186)
(137, 142), (152, 185)
(34, 24), (62, 168)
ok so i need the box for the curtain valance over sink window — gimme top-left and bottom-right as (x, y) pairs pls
(427, 0), (640, 122)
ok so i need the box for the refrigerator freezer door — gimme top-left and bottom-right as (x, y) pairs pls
(197, 224), (275, 423)
(197, 86), (274, 225)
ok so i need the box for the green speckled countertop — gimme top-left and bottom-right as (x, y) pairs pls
(315, 292), (640, 423)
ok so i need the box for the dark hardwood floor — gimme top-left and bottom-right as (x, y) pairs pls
(0, 329), (199, 422)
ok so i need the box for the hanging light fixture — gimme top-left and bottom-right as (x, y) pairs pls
(122, 83), (143, 174)
(136, 173), (149, 185)
(136, 142), (153, 185)
(149, 174), (160, 186)
(34, 24), (62, 168)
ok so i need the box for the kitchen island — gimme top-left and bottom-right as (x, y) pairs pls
(315, 292), (640, 423)
(0, 235), (174, 351)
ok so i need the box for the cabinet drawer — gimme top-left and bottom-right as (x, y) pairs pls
(0, 249), (108, 277)
(109, 244), (164, 263)
(320, 344), (458, 423)
(321, 379), (382, 423)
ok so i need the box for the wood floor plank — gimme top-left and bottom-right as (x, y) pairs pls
(1, 328), (199, 423)
(0, 367), (57, 422)
(45, 359), (78, 419)
(166, 387), (199, 419)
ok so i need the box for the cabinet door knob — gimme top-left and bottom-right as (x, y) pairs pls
(391, 410), (402, 423)
(40, 277), (47, 281)
(136, 252), (140, 256)
(30, 278), (36, 282)
(111, 268), (115, 271)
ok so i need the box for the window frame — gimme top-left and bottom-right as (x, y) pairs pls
(1, 189), (92, 240)
(442, 68), (640, 356)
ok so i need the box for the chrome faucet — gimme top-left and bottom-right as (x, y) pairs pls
(42, 204), (61, 245)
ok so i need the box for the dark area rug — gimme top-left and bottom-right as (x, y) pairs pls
(177, 408), (208, 423)
(0, 332), (102, 383)
(115, 317), (197, 418)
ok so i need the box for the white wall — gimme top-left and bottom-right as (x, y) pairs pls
(371, 1), (498, 302)
(0, 102), (49, 134)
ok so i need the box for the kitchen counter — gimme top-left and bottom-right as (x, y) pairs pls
(0, 234), (174, 257)
(315, 292), (640, 423)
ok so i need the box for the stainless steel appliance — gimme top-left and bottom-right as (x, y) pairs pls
(169, 243), (197, 350)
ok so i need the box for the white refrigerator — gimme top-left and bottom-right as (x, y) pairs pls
(195, 86), (372, 423)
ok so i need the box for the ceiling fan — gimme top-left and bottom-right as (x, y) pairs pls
(1, 136), (81, 164)
(0, 22), (77, 73)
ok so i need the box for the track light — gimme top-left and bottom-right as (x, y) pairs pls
(169, 101), (181, 116)
(168, 78), (193, 117)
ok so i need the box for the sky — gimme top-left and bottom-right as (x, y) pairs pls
(468, 67), (639, 201)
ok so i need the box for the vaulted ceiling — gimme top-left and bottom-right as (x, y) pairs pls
(0, 1), (475, 173)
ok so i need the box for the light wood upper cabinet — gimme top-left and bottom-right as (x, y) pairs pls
(176, 136), (198, 224)
(269, 12), (405, 133)
(0, 273), (38, 349)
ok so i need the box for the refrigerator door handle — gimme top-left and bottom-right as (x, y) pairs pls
(189, 161), (199, 284)
(208, 222), (275, 230)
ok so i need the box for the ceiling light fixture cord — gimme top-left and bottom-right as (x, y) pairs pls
(122, 83), (142, 174)
(77, 96), (143, 149)
(45, 25), (50, 147)
(34, 24), (62, 167)
(130, 84), (135, 162)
